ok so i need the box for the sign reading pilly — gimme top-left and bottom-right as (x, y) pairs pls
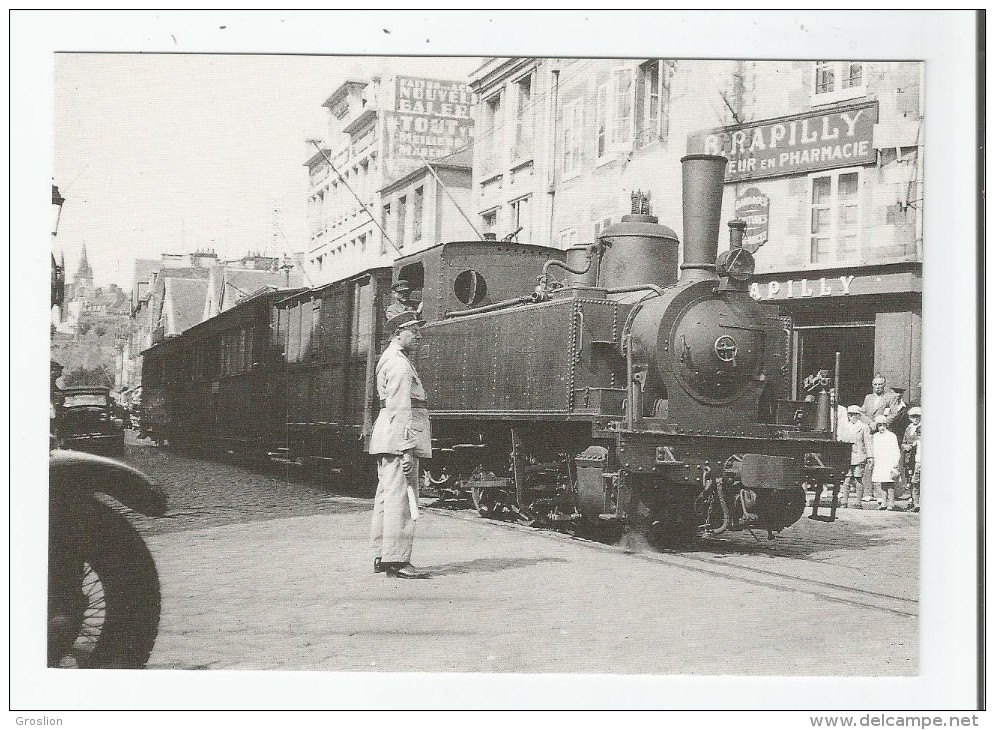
(688, 101), (879, 182)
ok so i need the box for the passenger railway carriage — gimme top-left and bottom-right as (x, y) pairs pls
(143, 154), (851, 544)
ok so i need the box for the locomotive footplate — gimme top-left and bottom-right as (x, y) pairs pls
(614, 430), (851, 532)
(614, 430), (849, 485)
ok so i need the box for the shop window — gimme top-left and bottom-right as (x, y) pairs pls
(513, 73), (534, 162)
(396, 196), (407, 249)
(510, 196), (532, 243)
(562, 99), (584, 177)
(413, 187), (424, 242)
(812, 61), (867, 106)
(795, 323), (875, 406)
(481, 92), (503, 176)
(810, 170), (861, 264)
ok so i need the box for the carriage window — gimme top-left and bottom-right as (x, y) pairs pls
(454, 269), (487, 306)
(287, 304), (302, 362)
(299, 300), (313, 360)
(352, 280), (373, 357)
(309, 300), (321, 359)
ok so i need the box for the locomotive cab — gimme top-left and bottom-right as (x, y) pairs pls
(391, 240), (563, 322)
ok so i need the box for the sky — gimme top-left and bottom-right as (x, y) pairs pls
(53, 53), (482, 288)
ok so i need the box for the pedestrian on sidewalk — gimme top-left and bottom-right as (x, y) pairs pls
(367, 310), (432, 579)
(838, 405), (872, 508)
(859, 374), (905, 503)
(908, 424), (921, 513)
(871, 415), (902, 511)
(901, 407), (921, 489)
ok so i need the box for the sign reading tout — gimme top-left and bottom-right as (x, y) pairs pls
(386, 76), (477, 166)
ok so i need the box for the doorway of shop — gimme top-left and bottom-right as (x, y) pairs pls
(794, 324), (875, 407)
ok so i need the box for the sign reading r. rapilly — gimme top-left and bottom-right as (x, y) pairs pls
(689, 101), (878, 182)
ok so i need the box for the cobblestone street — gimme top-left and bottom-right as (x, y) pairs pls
(119, 436), (919, 675)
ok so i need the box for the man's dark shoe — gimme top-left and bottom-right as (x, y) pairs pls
(386, 563), (429, 579)
(374, 557), (385, 574)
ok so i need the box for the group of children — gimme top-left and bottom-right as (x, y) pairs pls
(837, 406), (921, 512)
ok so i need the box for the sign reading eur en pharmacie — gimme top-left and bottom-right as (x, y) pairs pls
(387, 76), (476, 167)
(688, 101), (878, 183)
(735, 186), (769, 252)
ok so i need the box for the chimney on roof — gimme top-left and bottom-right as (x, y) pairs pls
(190, 249), (219, 268)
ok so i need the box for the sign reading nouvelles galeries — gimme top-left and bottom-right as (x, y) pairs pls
(688, 101), (879, 182)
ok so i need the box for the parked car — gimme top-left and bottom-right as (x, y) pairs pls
(56, 386), (125, 456)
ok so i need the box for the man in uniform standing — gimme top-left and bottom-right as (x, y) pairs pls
(367, 311), (432, 578)
(385, 280), (418, 320)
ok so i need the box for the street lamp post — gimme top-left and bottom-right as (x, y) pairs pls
(51, 185), (66, 308)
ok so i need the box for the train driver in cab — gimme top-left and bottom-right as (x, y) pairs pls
(385, 279), (420, 320)
(367, 310), (432, 579)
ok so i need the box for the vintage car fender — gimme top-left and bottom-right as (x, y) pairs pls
(49, 449), (168, 517)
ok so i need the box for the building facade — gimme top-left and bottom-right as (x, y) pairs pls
(469, 58), (923, 406)
(305, 74), (476, 285)
(377, 147), (476, 263)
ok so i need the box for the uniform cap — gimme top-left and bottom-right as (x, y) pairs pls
(387, 310), (424, 333)
(846, 405), (862, 415)
(908, 407), (921, 416)
(391, 280), (412, 293)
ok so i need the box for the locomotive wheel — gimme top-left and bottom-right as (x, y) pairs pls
(575, 519), (625, 545)
(634, 486), (699, 549)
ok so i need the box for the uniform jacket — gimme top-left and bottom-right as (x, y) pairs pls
(838, 418), (872, 466)
(861, 389), (904, 427)
(385, 300), (415, 320)
(367, 340), (432, 458)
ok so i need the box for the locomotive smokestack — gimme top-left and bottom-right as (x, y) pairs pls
(679, 154), (728, 281)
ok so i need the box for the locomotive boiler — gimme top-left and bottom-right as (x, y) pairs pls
(417, 154), (850, 543)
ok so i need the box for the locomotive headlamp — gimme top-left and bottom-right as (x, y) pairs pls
(715, 247), (756, 282)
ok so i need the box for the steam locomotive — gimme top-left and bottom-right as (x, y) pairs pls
(142, 154), (850, 544)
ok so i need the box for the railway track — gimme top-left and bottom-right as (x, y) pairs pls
(425, 502), (919, 618)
